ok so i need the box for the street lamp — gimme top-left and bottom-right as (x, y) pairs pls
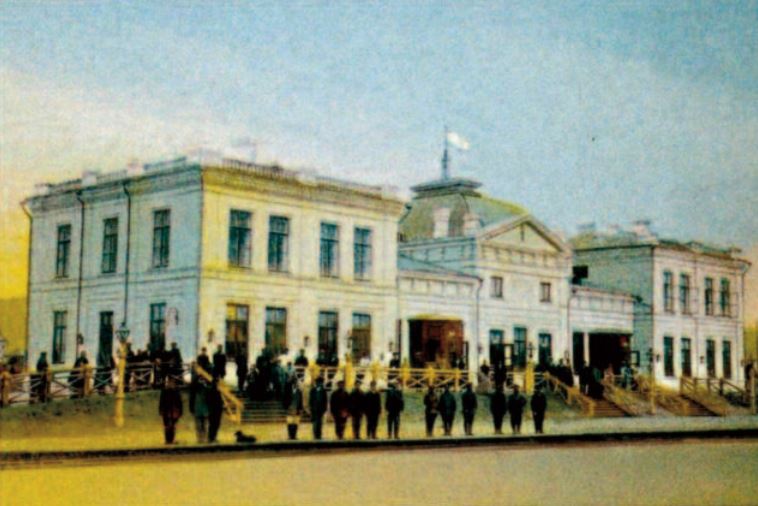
(114, 322), (129, 428)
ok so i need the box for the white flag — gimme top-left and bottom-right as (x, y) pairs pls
(446, 131), (470, 151)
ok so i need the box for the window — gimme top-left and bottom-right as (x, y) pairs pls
(722, 340), (732, 379)
(228, 210), (252, 267)
(491, 276), (503, 298)
(152, 210), (171, 268)
(538, 333), (552, 367)
(351, 313), (371, 360)
(55, 224), (72, 278)
(572, 265), (589, 285)
(513, 327), (527, 368)
(663, 337), (674, 377)
(265, 307), (287, 355)
(679, 274), (691, 314)
(267, 216), (289, 272)
(353, 227), (372, 280)
(704, 278), (714, 316)
(489, 329), (505, 368)
(681, 338), (692, 377)
(719, 278), (731, 316)
(539, 282), (552, 303)
(225, 304), (249, 359)
(149, 303), (166, 352)
(320, 223), (339, 277)
(101, 217), (118, 274)
(52, 311), (67, 364)
(663, 271), (674, 313)
(318, 311), (339, 364)
(706, 339), (716, 378)
(572, 332), (585, 373)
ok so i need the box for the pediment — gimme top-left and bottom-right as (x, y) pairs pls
(481, 216), (567, 253)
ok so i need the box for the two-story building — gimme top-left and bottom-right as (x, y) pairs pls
(572, 222), (751, 387)
(24, 154), (404, 368)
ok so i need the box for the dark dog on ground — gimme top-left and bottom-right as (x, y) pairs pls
(235, 430), (257, 443)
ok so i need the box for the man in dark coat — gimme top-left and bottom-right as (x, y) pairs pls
(213, 345), (227, 380)
(309, 376), (328, 440)
(35, 352), (49, 403)
(461, 382), (478, 436)
(159, 376), (183, 444)
(294, 348), (309, 367)
(438, 383), (456, 436)
(285, 378), (304, 440)
(189, 375), (210, 443)
(95, 349), (115, 395)
(168, 342), (184, 384)
(531, 386), (548, 434)
(348, 382), (365, 440)
(423, 386), (439, 437)
(197, 347), (212, 375)
(330, 380), (350, 440)
(364, 381), (381, 439)
(207, 378), (224, 443)
(69, 351), (89, 398)
(508, 384), (527, 434)
(490, 383), (507, 434)
(385, 382), (404, 439)
(235, 353), (248, 394)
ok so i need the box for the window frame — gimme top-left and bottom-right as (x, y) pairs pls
(679, 273), (691, 314)
(52, 311), (67, 364)
(55, 224), (72, 278)
(663, 336), (674, 377)
(149, 303), (167, 352)
(722, 339), (732, 379)
(319, 222), (340, 278)
(706, 339), (716, 378)
(228, 209), (252, 268)
(353, 227), (372, 280)
(663, 271), (674, 313)
(151, 209), (171, 269)
(491, 276), (504, 299)
(539, 282), (552, 303)
(351, 312), (372, 360)
(719, 278), (731, 317)
(513, 326), (527, 368)
(101, 217), (119, 274)
(264, 307), (288, 355)
(225, 303), (250, 359)
(317, 310), (339, 364)
(267, 215), (290, 272)
(681, 337), (692, 378)
(704, 277), (714, 316)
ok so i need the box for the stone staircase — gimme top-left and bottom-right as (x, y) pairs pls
(240, 397), (289, 424)
(592, 398), (628, 417)
(679, 397), (717, 417)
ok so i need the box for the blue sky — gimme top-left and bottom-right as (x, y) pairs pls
(1, 1), (757, 247)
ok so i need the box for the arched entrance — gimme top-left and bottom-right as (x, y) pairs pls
(408, 316), (464, 368)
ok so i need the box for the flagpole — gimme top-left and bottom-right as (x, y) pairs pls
(442, 125), (450, 180)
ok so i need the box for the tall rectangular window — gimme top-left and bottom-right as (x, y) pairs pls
(318, 311), (339, 364)
(353, 227), (372, 280)
(539, 282), (552, 303)
(679, 274), (691, 314)
(719, 278), (731, 316)
(491, 276), (503, 298)
(489, 329), (505, 368)
(706, 339), (716, 378)
(722, 340), (732, 379)
(663, 271), (674, 313)
(52, 311), (67, 364)
(228, 210), (252, 268)
(267, 216), (289, 272)
(704, 277), (714, 316)
(351, 313), (371, 360)
(538, 333), (552, 367)
(149, 303), (166, 352)
(265, 307), (287, 355)
(152, 210), (171, 268)
(513, 326), (527, 368)
(226, 304), (249, 359)
(681, 337), (692, 377)
(101, 217), (119, 274)
(55, 224), (72, 278)
(320, 223), (339, 277)
(663, 336), (674, 377)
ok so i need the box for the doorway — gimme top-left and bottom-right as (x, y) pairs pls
(98, 311), (114, 359)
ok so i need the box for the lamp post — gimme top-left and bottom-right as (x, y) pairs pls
(114, 322), (130, 427)
(646, 346), (656, 414)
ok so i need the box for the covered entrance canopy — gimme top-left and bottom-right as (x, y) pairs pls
(409, 316), (465, 368)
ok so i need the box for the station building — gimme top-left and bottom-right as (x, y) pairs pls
(23, 154), (749, 386)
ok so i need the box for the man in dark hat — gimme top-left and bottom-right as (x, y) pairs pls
(490, 383), (507, 434)
(531, 385), (548, 434)
(213, 344), (227, 380)
(207, 378), (224, 443)
(235, 352), (248, 394)
(508, 384), (527, 435)
(438, 383), (456, 436)
(423, 386), (439, 437)
(461, 382), (478, 436)
(159, 376), (183, 444)
(364, 380), (381, 439)
(348, 381), (365, 440)
(309, 376), (328, 440)
(385, 381), (404, 439)
(330, 380), (350, 440)
(197, 347), (212, 375)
